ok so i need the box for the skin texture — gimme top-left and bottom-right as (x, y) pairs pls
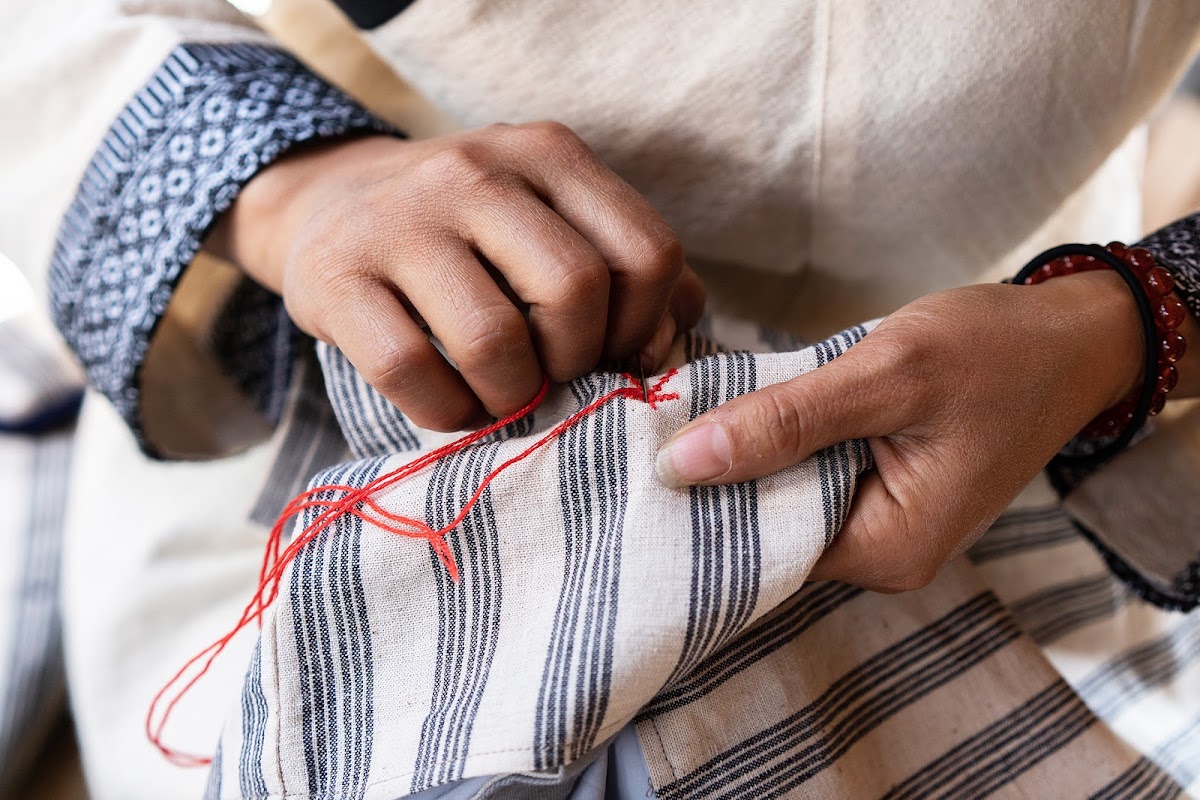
(211, 122), (1200, 594)
(209, 126), (705, 431)
(656, 269), (1200, 592)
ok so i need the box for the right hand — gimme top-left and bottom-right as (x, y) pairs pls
(210, 123), (705, 430)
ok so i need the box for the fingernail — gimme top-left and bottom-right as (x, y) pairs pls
(655, 423), (731, 486)
(639, 315), (677, 372)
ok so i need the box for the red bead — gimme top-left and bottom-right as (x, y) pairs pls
(1033, 263), (1056, 283)
(1126, 247), (1156, 273)
(1157, 364), (1179, 393)
(1162, 330), (1187, 363)
(1149, 392), (1166, 416)
(1077, 255), (1101, 272)
(1155, 294), (1187, 330)
(1105, 241), (1129, 259)
(1145, 267), (1175, 298)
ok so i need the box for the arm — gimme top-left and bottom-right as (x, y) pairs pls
(656, 213), (1200, 606)
(0, 0), (391, 455)
(7, 1), (704, 457)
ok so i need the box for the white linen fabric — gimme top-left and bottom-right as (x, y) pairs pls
(3, 1), (1200, 797)
(207, 321), (873, 798)
(198, 318), (1199, 799)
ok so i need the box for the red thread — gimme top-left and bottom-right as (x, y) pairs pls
(146, 369), (679, 767)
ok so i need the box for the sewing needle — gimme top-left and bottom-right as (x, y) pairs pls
(637, 360), (649, 403)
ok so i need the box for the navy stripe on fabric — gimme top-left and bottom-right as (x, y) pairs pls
(1077, 613), (1200, 720)
(533, 372), (629, 770)
(638, 582), (863, 720)
(411, 438), (504, 789)
(1092, 757), (1185, 800)
(1153, 715), (1200, 789)
(884, 680), (1108, 800)
(1010, 573), (1128, 645)
(238, 641), (269, 798)
(665, 351), (761, 690)
(290, 459), (378, 798)
(204, 741), (223, 800)
(656, 593), (1019, 800)
(968, 506), (1080, 563)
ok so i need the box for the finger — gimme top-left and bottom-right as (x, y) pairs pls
(469, 188), (610, 382)
(396, 244), (544, 418)
(654, 348), (912, 486)
(668, 264), (707, 332)
(638, 265), (707, 370)
(807, 468), (942, 593)
(510, 122), (688, 358)
(328, 281), (483, 432)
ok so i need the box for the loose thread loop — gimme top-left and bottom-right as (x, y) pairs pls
(145, 369), (679, 767)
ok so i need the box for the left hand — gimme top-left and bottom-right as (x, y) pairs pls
(654, 272), (1147, 592)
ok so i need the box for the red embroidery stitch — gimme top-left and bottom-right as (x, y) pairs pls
(146, 369), (678, 767)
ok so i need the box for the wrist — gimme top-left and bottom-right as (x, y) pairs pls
(207, 134), (400, 293)
(1038, 269), (1145, 411)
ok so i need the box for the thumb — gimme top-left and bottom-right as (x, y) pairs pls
(654, 352), (907, 487)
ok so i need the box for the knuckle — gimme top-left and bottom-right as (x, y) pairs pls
(524, 120), (583, 147)
(521, 121), (596, 166)
(744, 387), (812, 458)
(457, 304), (528, 366)
(634, 231), (685, 282)
(358, 336), (434, 396)
(865, 324), (935, 410)
(547, 258), (609, 307)
(286, 266), (366, 339)
(423, 144), (497, 194)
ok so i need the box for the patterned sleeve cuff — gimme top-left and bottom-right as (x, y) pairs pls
(1139, 211), (1200, 320)
(1051, 212), (1200, 611)
(48, 43), (394, 452)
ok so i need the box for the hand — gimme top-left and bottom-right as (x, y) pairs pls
(654, 272), (1150, 592)
(209, 124), (705, 430)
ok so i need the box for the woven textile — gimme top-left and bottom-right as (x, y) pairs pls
(0, 317), (77, 794)
(206, 317), (1198, 799)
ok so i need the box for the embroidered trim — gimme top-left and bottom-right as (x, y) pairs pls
(49, 43), (393, 449)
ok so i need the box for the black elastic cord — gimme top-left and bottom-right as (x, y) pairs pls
(1010, 243), (1159, 467)
(1008, 247), (1156, 465)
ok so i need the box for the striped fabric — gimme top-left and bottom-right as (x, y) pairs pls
(0, 425), (74, 795)
(208, 315), (1200, 799)
(0, 317), (79, 794)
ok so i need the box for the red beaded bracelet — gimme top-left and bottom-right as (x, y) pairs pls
(1020, 241), (1187, 445)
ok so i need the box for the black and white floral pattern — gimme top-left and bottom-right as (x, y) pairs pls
(1141, 211), (1200, 321)
(49, 43), (393, 450)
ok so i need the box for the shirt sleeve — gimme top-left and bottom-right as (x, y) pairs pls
(0, 1), (393, 457)
(1058, 210), (1200, 612)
